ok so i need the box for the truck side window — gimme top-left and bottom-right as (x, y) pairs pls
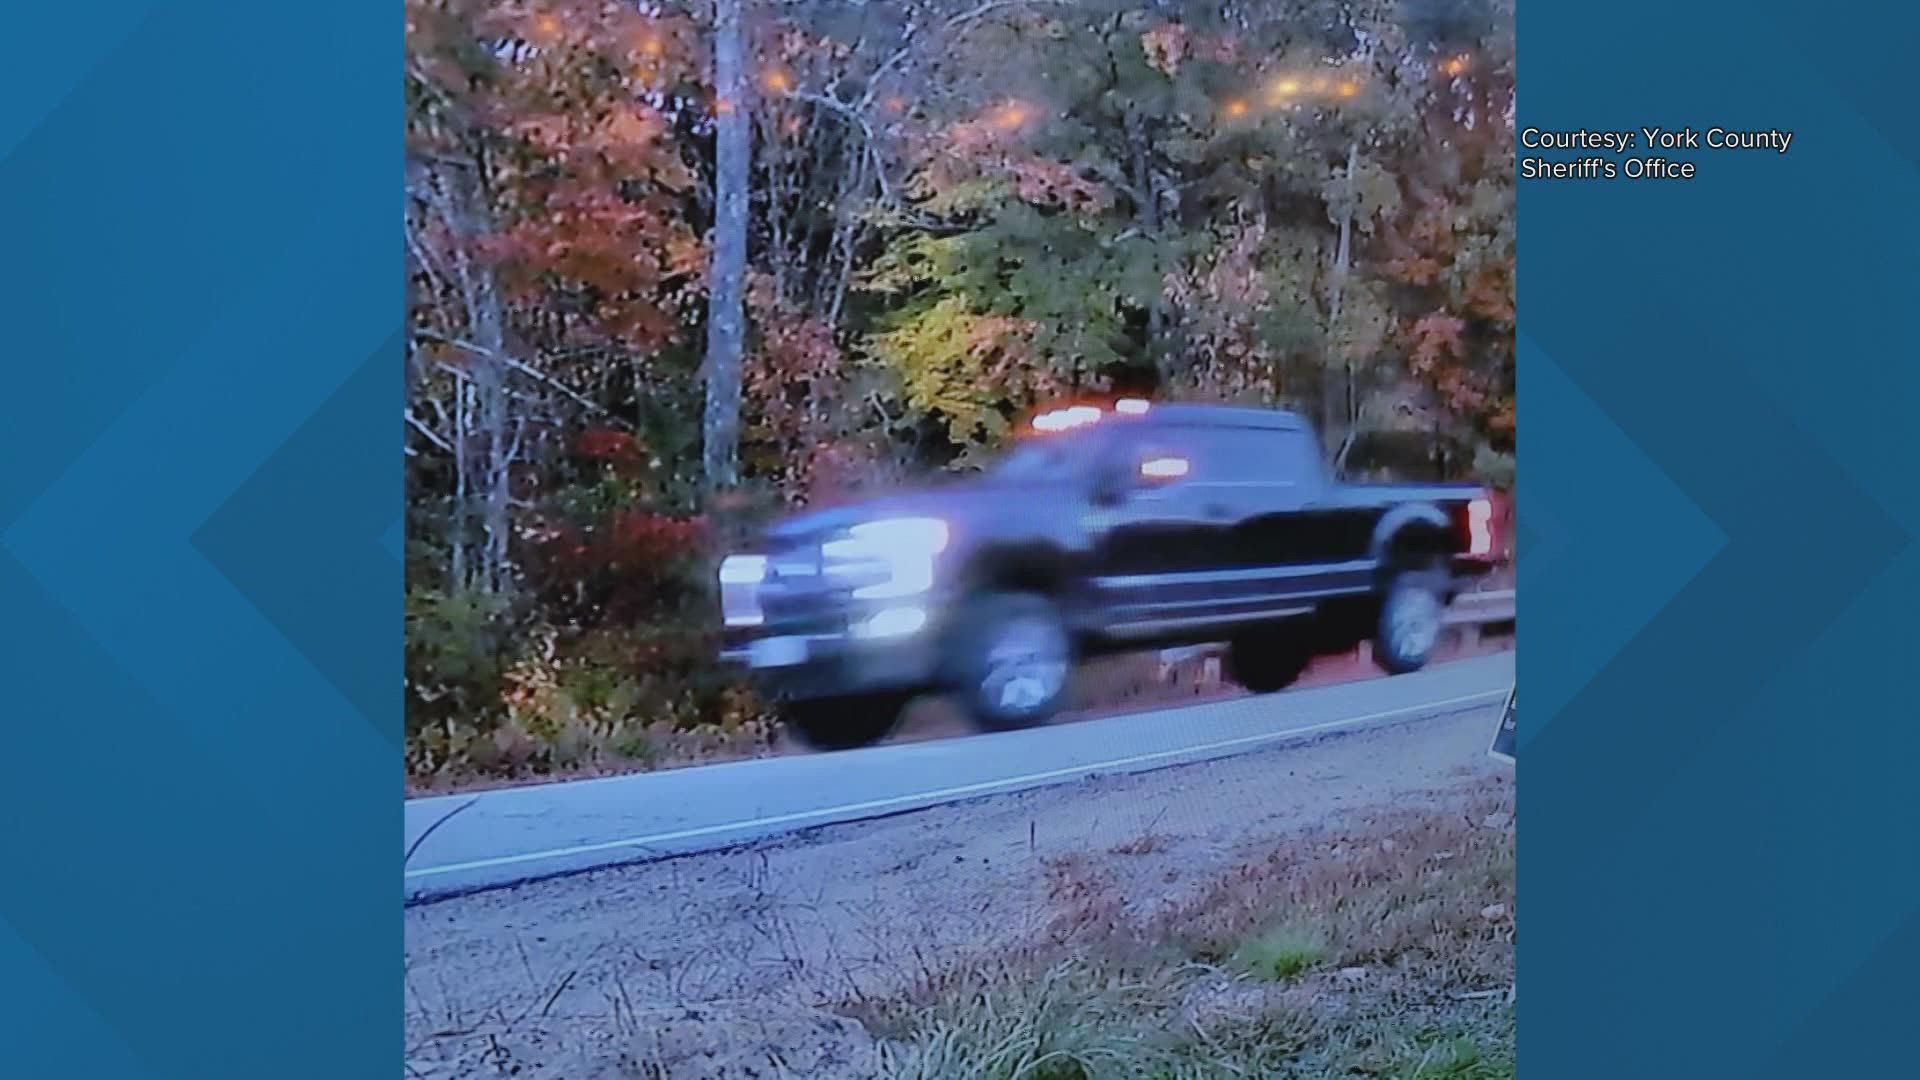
(1206, 427), (1321, 488)
(1200, 428), (1275, 484)
(1276, 430), (1326, 489)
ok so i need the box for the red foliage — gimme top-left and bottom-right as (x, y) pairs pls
(1009, 158), (1112, 214)
(576, 427), (641, 462)
(524, 510), (708, 624)
(743, 284), (862, 502)
(408, 0), (703, 356)
(1381, 187), (1514, 446)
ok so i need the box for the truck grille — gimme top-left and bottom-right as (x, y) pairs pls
(755, 537), (850, 635)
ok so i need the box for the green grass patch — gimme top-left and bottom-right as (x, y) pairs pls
(861, 785), (1516, 1080)
(1232, 924), (1328, 981)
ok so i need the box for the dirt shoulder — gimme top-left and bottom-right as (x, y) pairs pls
(406, 705), (1513, 1078)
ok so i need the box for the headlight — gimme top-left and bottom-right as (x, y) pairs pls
(717, 554), (766, 626)
(823, 517), (949, 599)
(719, 554), (767, 584)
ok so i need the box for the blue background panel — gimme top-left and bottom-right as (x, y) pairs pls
(2, 1), (1917, 1077)
(1522, 2), (1920, 1076)
(0, 3), (397, 1077)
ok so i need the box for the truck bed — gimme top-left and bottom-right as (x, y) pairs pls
(1321, 481), (1485, 509)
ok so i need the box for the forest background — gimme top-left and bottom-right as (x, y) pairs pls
(404, 0), (1515, 786)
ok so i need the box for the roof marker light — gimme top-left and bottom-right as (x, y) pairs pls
(1032, 405), (1103, 433)
(1114, 398), (1151, 415)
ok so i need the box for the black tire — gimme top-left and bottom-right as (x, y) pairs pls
(947, 591), (1073, 731)
(779, 692), (909, 752)
(1373, 569), (1448, 675)
(1225, 630), (1312, 694)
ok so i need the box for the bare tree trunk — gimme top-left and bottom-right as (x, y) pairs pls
(1329, 141), (1358, 474)
(452, 376), (469, 588)
(474, 353), (510, 593)
(821, 141), (868, 328)
(426, 159), (514, 593)
(703, 0), (749, 494)
(1125, 109), (1168, 377)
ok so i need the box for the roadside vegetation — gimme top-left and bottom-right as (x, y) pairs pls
(403, 731), (1514, 1079)
(405, 0), (1516, 790)
(851, 788), (1516, 1079)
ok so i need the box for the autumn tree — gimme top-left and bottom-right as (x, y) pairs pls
(405, 0), (704, 592)
(1378, 0), (1515, 478)
(398, 0), (1519, 779)
(852, 0), (1442, 462)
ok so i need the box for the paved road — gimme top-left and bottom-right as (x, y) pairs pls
(403, 651), (1513, 901)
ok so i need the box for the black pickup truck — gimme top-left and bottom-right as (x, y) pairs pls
(718, 401), (1499, 749)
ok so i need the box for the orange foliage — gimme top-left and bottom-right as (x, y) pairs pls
(1009, 159), (1113, 214)
(1408, 312), (1466, 373)
(1406, 311), (1492, 418)
(743, 280), (855, 502)
(1381, 186), (1514, 444)
(1141, 23), (1189, 76)
(1465, 266), (1515, 324)
(409, 0), (703, 353)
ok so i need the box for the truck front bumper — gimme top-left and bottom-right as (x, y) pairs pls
(721, 612), (947, 701)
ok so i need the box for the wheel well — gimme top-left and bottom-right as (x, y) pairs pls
(962, 546), (1070, 598)
(1377, 521), (1452, 581)
(953, 546), (1088, 652)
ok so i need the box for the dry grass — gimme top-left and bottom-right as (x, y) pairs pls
(410, 632), (1516, 794)
(1166, 796), (1517, 990)
(854, 784), (1516, 1080)
(404, 749), (1514, 1078)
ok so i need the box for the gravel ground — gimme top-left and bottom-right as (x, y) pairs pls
(405, 703), (1510, 1078)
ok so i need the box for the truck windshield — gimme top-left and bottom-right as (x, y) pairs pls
(990, 429), (1104, 482)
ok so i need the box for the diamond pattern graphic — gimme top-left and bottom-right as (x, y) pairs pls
(3, 2), (1919, 1078)
(0, 3), (397, 1077)
(383, 518), (406, 564)
(1519, 334), (1725, 732)
(194, 340), (403, 744)
(0, 8), (152, 159)
(1519, 3), (1920, 1077)
(0, 920), (147, 1075)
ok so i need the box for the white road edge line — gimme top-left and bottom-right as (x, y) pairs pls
(405, 688), (1505, 881)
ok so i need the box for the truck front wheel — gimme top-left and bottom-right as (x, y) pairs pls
(780, 692), (911, 752)
(949, 592), (1073, 732)
(1374, 570), (1447, 674)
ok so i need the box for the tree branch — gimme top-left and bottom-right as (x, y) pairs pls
(414, 329), (631, 428)
(406, 409), (455, 454)
(785, 90), (902, 208)
(857, 0), (1046, 110)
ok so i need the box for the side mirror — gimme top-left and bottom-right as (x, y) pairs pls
(1092, 454), (1191, 504)
(1138, 455), (1190, 483)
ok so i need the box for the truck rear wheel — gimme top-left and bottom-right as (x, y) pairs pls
(780, 692), (910, 752)
(1225, 630), (1312, 694)
(1374, 570), (1447, 674)
(949, 592), (1072, 732)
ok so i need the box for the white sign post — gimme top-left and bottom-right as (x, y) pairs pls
(1489, 686), (1516, 763)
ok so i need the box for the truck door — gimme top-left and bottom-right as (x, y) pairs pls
(1082, 423), (1237, 636)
